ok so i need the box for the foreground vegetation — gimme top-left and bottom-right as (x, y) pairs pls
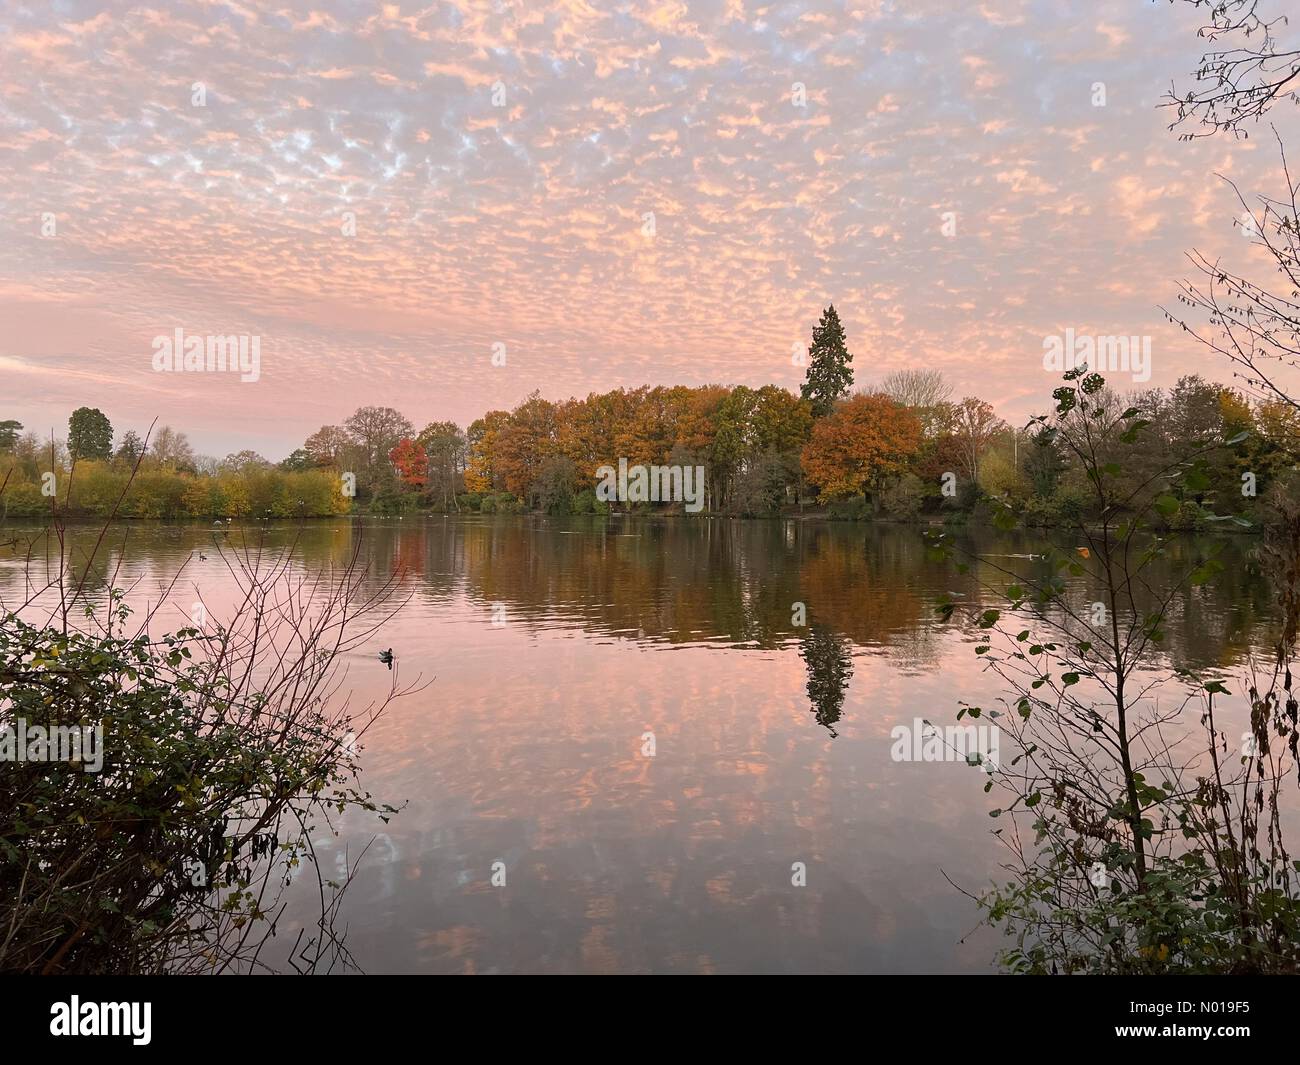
(0, 492), (417, 973)
(929, 365), (1300, 972)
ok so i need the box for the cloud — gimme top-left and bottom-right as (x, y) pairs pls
(0, 0), (1290, 456)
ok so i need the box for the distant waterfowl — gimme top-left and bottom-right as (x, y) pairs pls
(378, 648), (394, 670)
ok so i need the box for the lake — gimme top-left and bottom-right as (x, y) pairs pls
(0, 516), (1276, 973)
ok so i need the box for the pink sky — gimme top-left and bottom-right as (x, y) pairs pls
(3, 0), (1298, 460)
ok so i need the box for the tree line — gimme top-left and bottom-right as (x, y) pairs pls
(4, 306), (1294, 527)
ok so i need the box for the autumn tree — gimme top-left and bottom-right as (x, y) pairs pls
(149, 426), (195, 471)
(950, 396), (1007, 485)
(800, 305), (854, 417)
(68, 407), (113, 461)
(417, 421), (466, 510)
(344, 406), (413, 496)
(495, 392), (559, 502)
(303, 425), (353, 467)
(801, 393), (922, 509)
(709, 386), (757, 510)
(389, 438), (429, 491)
(750, 385), (813, 455)
(675, 385), (729, 457)
(465, 410), (510, 493)
(617, 386), (676, 467)
(554, 396), (605, 479)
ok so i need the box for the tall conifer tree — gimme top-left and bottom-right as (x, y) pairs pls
(800, 305), (853, 417)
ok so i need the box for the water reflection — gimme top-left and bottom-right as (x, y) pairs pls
(800, 626), (854, 737)
(0, 516), (1280, 973)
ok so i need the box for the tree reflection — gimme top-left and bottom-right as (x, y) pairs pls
(800, 623), (854, 737)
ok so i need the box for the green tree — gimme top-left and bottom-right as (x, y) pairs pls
(278, 448), (313, 472)
(113, 430), (145, 469)
(800, 624), (853, 737)
(0, 420), (21, 452)
(67, 407), (113, 461)
(417, 421), (467, 511)
(344, 406), (413, 499)
(800, 305), (854, 418)
(533, 455), (578, 514)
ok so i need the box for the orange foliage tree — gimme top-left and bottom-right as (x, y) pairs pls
(800, 393), (922, 505)
(495, 392), (559, 499)
(389, 438), (429, 490)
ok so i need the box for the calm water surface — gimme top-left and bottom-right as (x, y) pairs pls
(0, 517), (1276, 973)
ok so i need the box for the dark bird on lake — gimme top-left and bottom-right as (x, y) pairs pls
(378, 648), (394, 670)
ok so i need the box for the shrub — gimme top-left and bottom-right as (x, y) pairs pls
(478, 491), (522, 514)
(880, 473), (924, 519)
(0, 528), (411, 974)
(827, 497), (870, 521)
